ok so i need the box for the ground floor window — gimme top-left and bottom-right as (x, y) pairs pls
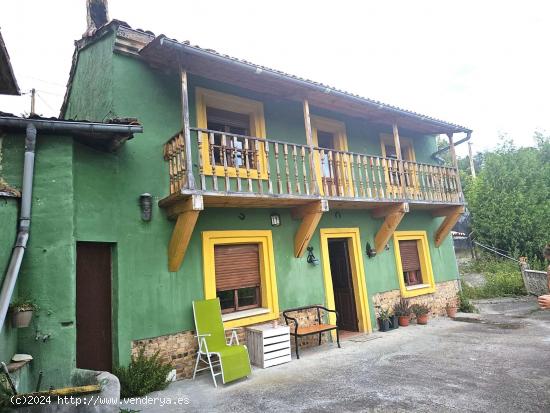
(202, 230), (279, 327)
(214, 243), (261, 313)
(393, 231), (436, 298)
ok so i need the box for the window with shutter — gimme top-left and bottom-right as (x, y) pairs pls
(398, 240), (423, 286)
(214, 244), (261, 313)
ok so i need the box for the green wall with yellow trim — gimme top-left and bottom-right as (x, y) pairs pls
(0, 26), (459, 388)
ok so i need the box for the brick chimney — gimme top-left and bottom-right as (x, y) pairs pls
(83, 0), (109, 37)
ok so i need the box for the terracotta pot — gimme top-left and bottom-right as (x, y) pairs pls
(12, 310), (33, 328)
(398, 315), (410, 327)
(446, 306), (457, 318)
(416, 314), (428, 325)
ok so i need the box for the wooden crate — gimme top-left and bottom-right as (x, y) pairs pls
(245, 323), (291, 368)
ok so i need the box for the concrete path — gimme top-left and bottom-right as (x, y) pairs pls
(124, 297), (550, 412)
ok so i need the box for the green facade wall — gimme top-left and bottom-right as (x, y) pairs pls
(2, 27), (459, 388)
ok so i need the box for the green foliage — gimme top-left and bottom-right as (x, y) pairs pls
(411, 303), (429, 316)
(114, 348), (172, 398)
(458, 291), (476, 313)
(461, 258), (527, 299)
(378, 307), (392, 320)
(466, 134), (550, 263)
(9, 297), (38, 312)
(393, 299), (411, 316)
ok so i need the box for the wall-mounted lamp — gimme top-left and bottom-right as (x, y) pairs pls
(366, 242), (377, 258)
(139, 193), (153, 222)
(270, 212), (281, 227)
(306, 246), (320, 266)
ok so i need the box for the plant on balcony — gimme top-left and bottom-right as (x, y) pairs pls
(9, 298), (38, 328)
(411, 303), (430, 325)
(393, 299), (412, 327)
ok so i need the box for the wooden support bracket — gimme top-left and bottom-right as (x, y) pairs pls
(167, 195), (204, 271)
(433, 205), (465, 247)
(292, 200), (329, 258)
(371, 203), (409, 253)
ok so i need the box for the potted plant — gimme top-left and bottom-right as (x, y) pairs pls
(393, 299), (411, 327)
(10, 299), (38, 328)
(378, 308), (391, 332)
(446, 300), (458, 318)
(411, 303), (430, 325)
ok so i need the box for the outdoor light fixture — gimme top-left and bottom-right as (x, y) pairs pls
(366, 242), (377, 258)
(270, 212), (281, 227)
(139, 193), (153, 222)
(306, 246), (320, 266)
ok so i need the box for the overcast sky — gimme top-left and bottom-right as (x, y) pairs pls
(1, 0), (549, 156)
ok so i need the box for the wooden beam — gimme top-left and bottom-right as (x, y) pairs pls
(431, 205), (465, 217)
(180, 67), (195, 190)
(372, 202), (408, 253)
(447, 133), (463, 199)
(165, 194), (204, 220)
(434, 205), (464, 247)
(167, 195), (203, 271)
(303, 99), (319, 195)
(293, 200), (328, 257)
(371, 202), (409, 219)
(393, 123), (406, 197)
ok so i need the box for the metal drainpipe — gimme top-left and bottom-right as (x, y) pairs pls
(0, 123), (37, 332)
(431, 132), (472, 163)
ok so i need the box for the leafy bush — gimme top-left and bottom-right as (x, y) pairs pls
(458, 291), (476, 313)
(411, 304), (429, 316)
(114, 348), (172, 398)
(393, 299), (411, 316)
(461, 258), (526, 299)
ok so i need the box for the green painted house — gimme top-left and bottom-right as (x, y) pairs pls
(0, 19), (471, 390)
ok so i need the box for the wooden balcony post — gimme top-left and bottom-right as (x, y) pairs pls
(392, 123), (406, 198)
(180, 67), (195, 190)
(303, 99), (320, 195)
(447, 133), (463, 201)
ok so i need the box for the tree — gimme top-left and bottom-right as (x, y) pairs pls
(466, 133), (550, 263)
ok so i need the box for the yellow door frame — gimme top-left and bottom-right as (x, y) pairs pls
(319, 228), (372, 333)
(311, 116), (354, 197)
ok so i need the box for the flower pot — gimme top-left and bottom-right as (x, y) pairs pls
(398, 315), (410, 327)
(446, 306), (457, 318)
(378, 318), (390, 332)
(12, 310), (33, 328)
(389, 315), (399, 329)
(416, 314), (428, 325)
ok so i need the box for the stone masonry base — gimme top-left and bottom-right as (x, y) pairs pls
(132, 281), (459, 380)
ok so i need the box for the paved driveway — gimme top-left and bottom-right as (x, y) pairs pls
(125, 297), (550, 412)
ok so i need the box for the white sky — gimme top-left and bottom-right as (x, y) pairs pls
(1, 0), (549, 156)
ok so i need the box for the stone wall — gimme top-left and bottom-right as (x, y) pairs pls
(372, 280), (460, 320)
(131, 306), (326, 380)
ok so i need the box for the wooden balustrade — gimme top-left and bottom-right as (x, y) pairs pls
(163, 128), (463, 204)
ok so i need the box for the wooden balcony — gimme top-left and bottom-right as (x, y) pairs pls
(161, 128), (464, 210)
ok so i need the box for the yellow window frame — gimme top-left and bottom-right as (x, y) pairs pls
(312, 116), (354, 197)
(196, 87), (268, 179)
(319, 228), (372, 333)
(202, 230), (279, 328)
(393, 230), (436, 298)
(380, 134), (420, 197)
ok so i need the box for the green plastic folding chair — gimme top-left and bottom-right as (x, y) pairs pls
(192, 298), (252, 387)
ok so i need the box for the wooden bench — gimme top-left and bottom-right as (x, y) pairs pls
(282, 305), (340, 359)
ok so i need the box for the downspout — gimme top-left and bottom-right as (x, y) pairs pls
(431, 131), (472, 164)
(0, 123), (36, 332)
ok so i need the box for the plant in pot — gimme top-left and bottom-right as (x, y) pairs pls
(10, 299), (38, 328)
(446, 299), (458, 318)
(377, 308), (391, 332)
(393, 299), (411, 327)
(411, 303), (430, 325)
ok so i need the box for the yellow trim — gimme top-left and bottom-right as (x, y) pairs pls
(319, 228), (372, 333)
(311, 116), (354, 197)
(392, 230), (436, 298)
(202, 230), (279, 328)
(195, 87), (268, 179)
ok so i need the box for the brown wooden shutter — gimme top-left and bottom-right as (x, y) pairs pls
(399, 240), (421, 272)
(214, 244), (260, 291)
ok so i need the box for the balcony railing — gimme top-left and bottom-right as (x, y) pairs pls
(163, 128), (463, 204)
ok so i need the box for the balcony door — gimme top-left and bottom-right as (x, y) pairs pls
(312, 116), (353, 197)
(380, 134), (419, 197)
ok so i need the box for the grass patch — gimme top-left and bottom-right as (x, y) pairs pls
(460, 258), (527, 299)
